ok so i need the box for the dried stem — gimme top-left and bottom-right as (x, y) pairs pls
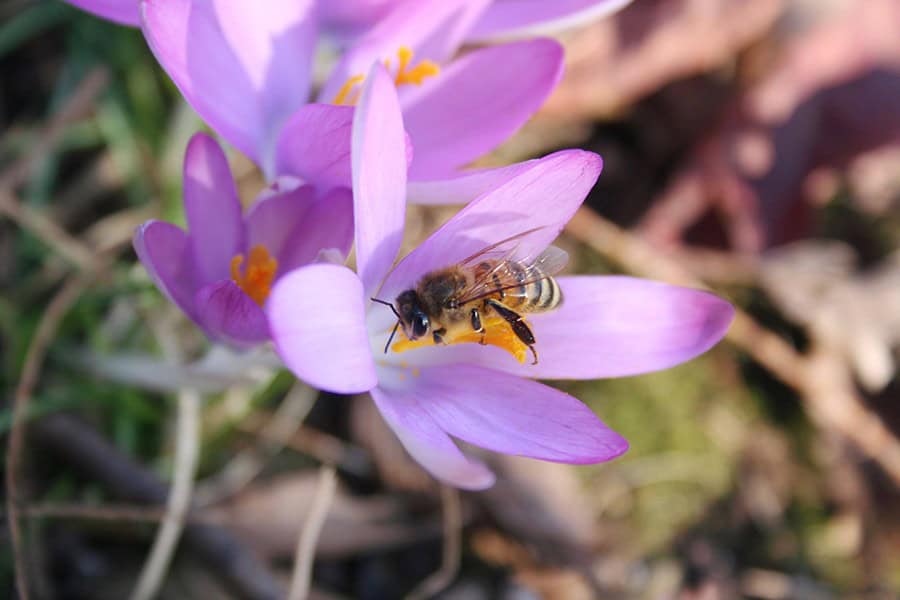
(5, 273), (93, 600)
(32, 414), (284, 600)
(129, 388), (202, 600)
(0, 69), (107, 271)
(287, 465), (338, 600)
(195, 382), (318, 506)
(565, 206), (900, 486)
(405, 485), (462, 600)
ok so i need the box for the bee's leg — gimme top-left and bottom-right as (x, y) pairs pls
(432, 327), (447, 345)
(470, 308), (487, 345)
(485, 299), (539, 365)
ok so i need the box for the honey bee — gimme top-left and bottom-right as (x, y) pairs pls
(372, 228), (567, 364)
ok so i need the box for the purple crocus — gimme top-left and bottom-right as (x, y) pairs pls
(133, 132), (353, 347)
(266, 66), (734, 489)
(64, 0), (633, 44)
(138, 0), (565, 192)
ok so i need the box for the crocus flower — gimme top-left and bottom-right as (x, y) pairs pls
(266, 66), (734, 489)
(63, 0), (634, 45)
(139, 0), (564, 193)
(133, 132), (353, 347)
(319, 0), (635, 43)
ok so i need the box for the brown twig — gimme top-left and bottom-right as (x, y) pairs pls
(130, 389), (202, 600)
(0, 69), (108, 191)
(5, 273), (93, 600)
(196, 382), (318, 507)
(31, 414), (284, 600)
(287, 465), (338, 600)
(565, 206), (900, 486)
(0, 69), (108, 271)
(405, 485), (463, 600)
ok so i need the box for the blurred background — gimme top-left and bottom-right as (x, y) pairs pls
(2, 0), (900, 598)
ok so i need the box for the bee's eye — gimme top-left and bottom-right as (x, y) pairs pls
(412, 314), (429, 338)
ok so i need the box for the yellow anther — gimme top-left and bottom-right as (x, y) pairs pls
(333, 74), (365, 105)
(390, 316), (529, 364)
(230, 244), (278, 306)
(393, 46), (440, 86)
(331, 47), (440, 105)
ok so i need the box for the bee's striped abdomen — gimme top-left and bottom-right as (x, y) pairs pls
(490, 260), (562, 313)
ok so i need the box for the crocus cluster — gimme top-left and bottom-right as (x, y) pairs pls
(107, 0), (735, 488)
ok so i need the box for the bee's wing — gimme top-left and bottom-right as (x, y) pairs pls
(457, 244), (569, 304)
(458, 226), (547, 267)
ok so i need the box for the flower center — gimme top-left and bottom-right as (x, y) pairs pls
(333, 46), (440, 105)
(390, 315), (531, 364)
(230, 244), (278, 306)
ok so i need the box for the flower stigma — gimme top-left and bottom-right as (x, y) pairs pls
(390, 315), (531, 364)
(333, 46), (440, 105)
(230, 244), (278, 306)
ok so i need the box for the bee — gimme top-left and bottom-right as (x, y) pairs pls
(372, 228), (567, 364)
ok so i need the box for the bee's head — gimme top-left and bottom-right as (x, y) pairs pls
(396, 290), (430, 340)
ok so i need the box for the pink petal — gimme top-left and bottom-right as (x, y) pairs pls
(318, 0), (395, 41)
(318, 0), (491, 103)
(246, 184), (354, 276)
(371, 385), (496, 490)
(141, 0), (317, 170)
(133, 220), (198, 320)
(275, 104), (355, 190)
(403, 39), (564, 179)
(352, 63), (407, 297)
(194, 280), (269, 346)
(268, 264), (378, 394)
(65, 0), (140, 25)
(522, 276), (734, 378)
(467, 0), (633, 40)
(381, 149), (602, 299)
(400, 276), (734, 379)
(182, 133), (244, 284)
(404, 364), (628, 463)
(406, 159), (542, 205)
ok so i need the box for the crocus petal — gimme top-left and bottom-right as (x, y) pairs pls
(268, 264), (378, 394)
(393, 364), (627, 463)
(275, 104), (355, 190)
(194, 280), (269, 345)
(403, 39), (564, 179)
(352, 63), (407, 297)
(133, 220), (198, 319)
(398, 277), (734, 379)
(371, 385), (496, 490)
(246, 183), (354, 275)
(318, 0), (491, 103)
(65, 0), (140, 25)
(520, 276), (734, 378)
(381, 149), (601, 298)
(141, 0), (317, 171)
(467, 0), (633, 41)
(406, 160), (542, 205)
(182, 133), (244, 284)
(317, 0), (395, 42)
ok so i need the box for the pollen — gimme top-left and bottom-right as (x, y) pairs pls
(230, 244), (278, 306)
(392, 46), (440, 86)
(333, 74), (365, 105)
(391, 316), (530, 364)
(332, 46), (440, 105)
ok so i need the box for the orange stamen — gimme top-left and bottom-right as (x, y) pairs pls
(333, 74), (365, 105)
(393, 46), (440, 86)
(331, 46), (440, 105)
(390, 315), (530, 364)
(230, 245), (278, 306)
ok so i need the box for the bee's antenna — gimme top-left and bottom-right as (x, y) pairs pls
(371, 297), (401, 320)
(384, 321), (400, 354)
(371, 298), (402, 354)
